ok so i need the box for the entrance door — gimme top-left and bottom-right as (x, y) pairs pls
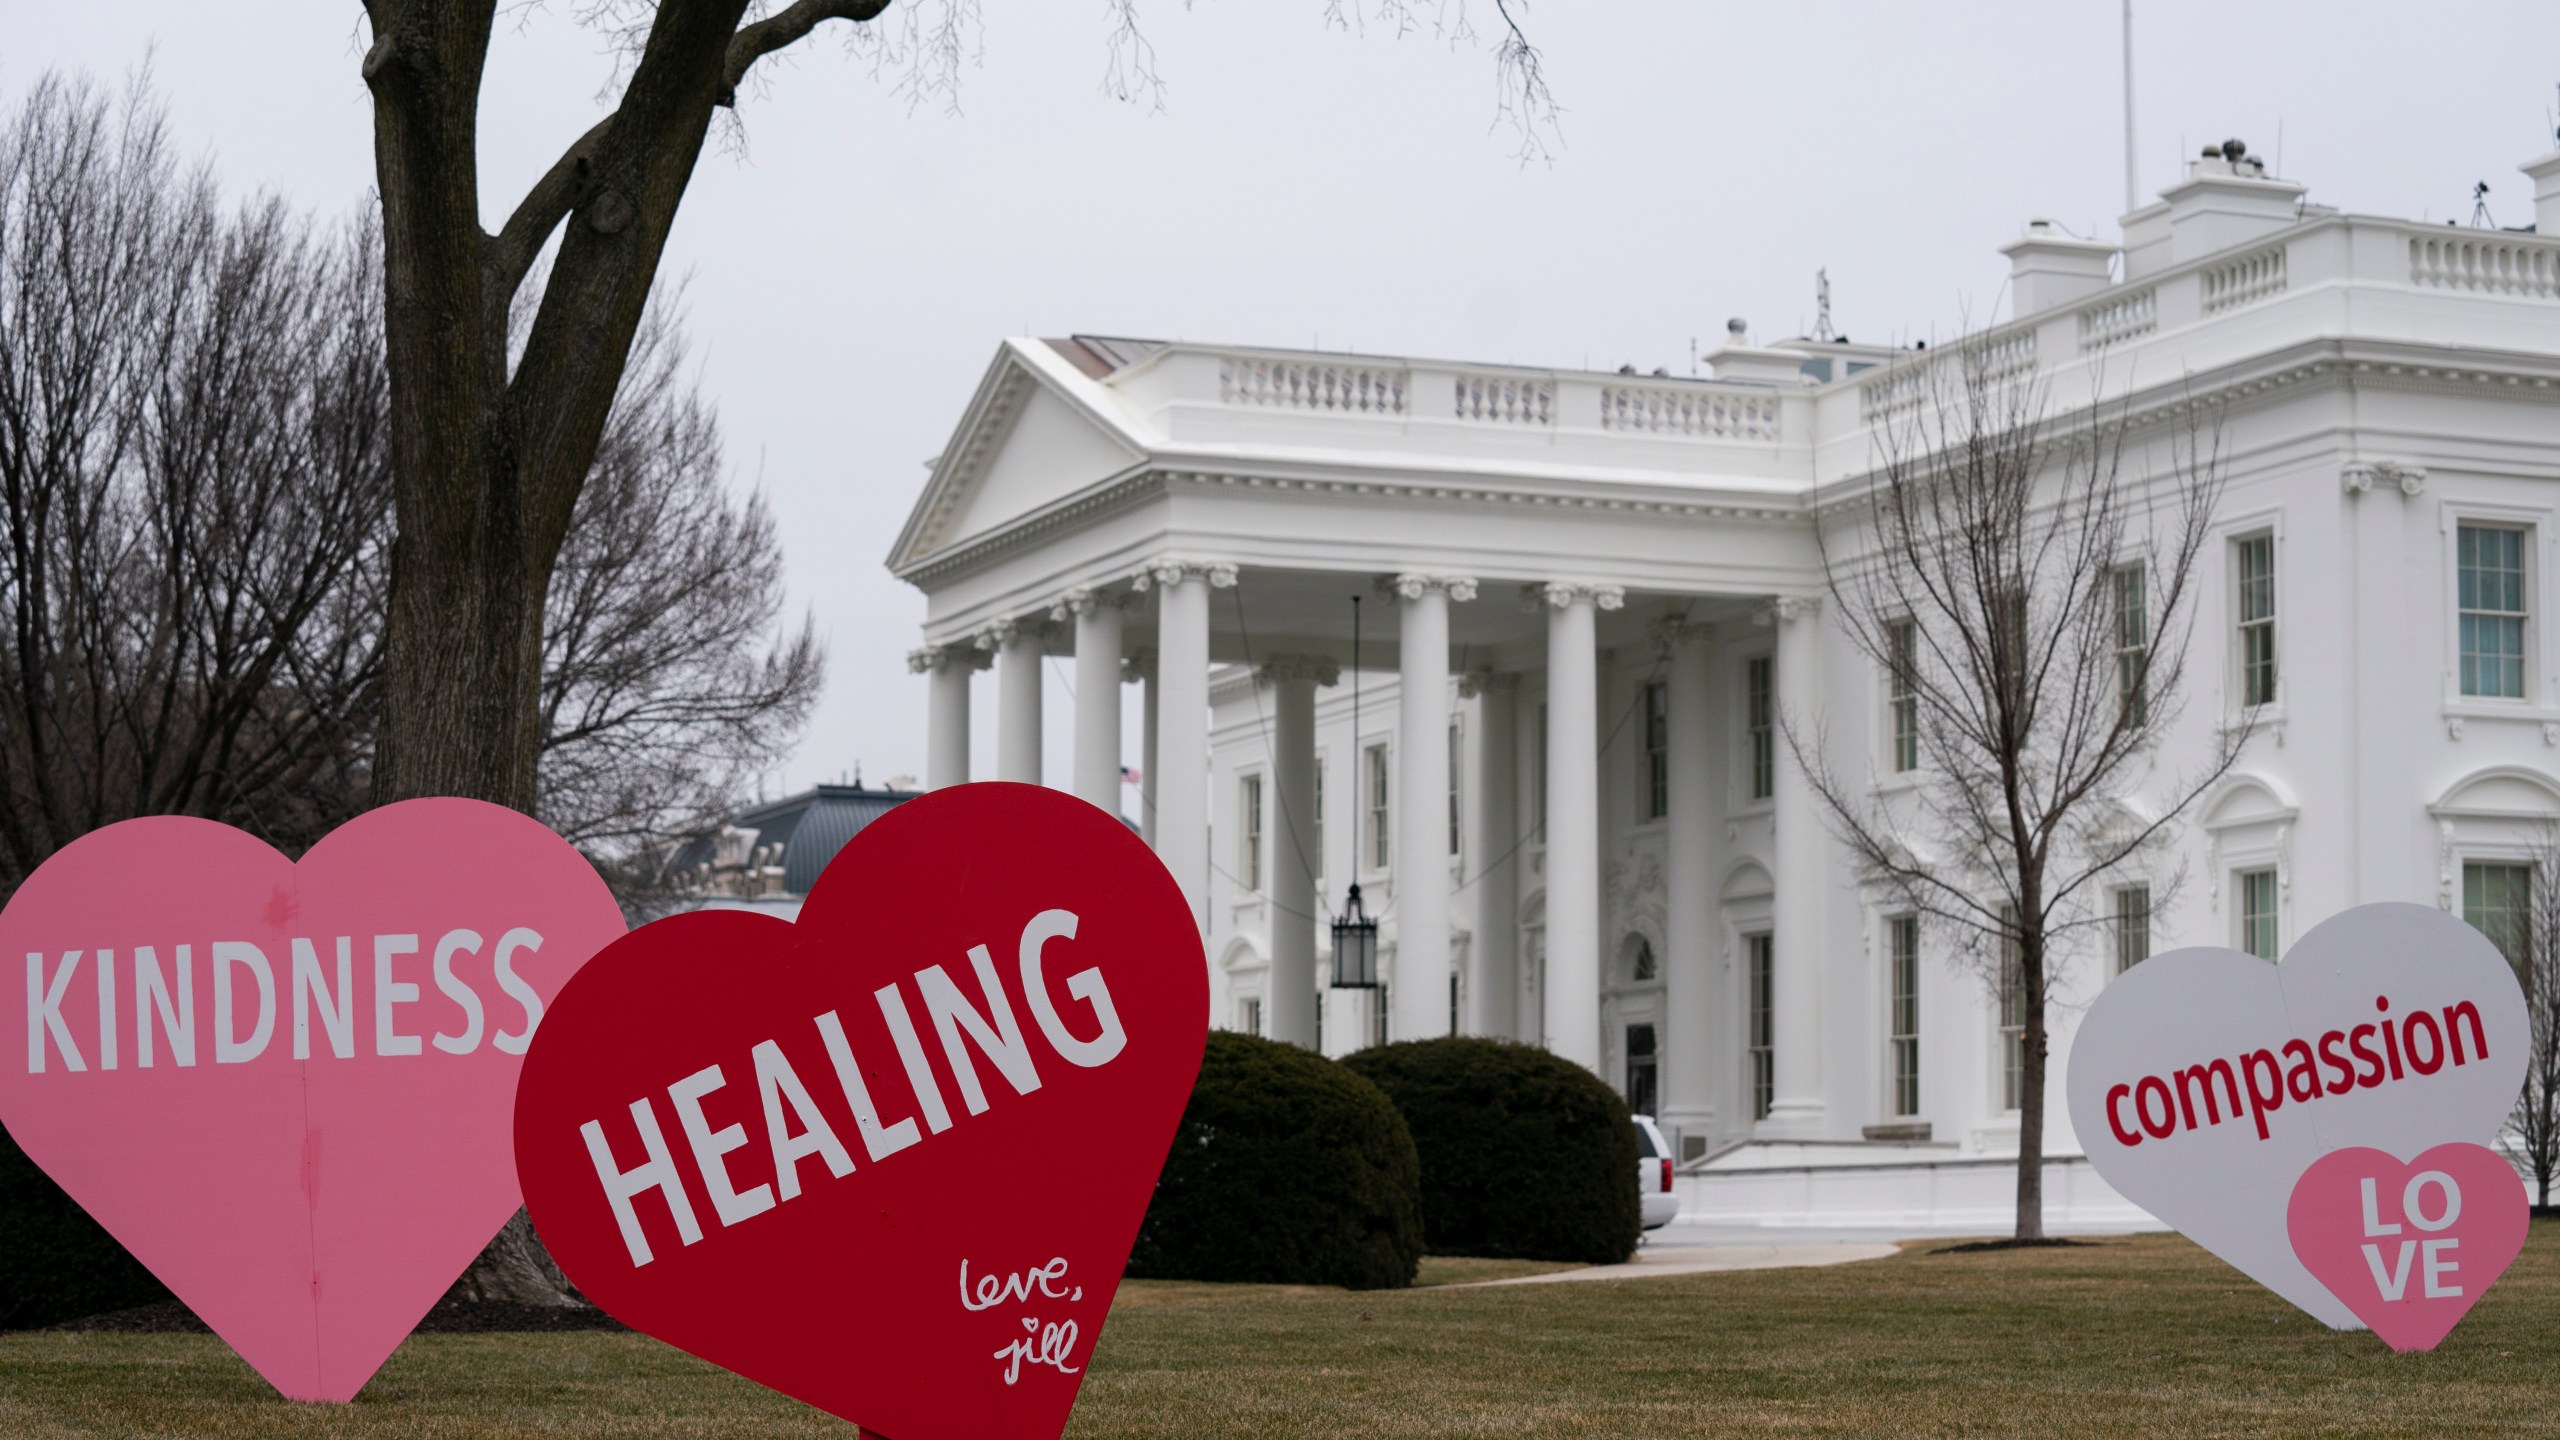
(1624, 1022), (1659, 1118)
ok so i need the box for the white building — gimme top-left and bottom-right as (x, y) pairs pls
(888, 143), (2560, 1220)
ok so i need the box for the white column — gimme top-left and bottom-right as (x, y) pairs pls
(1126, 652), (1158, 844)
(1149, 560), (1233, 935)
(1540, 581), (1622, 1072)
(912, 644), (976, 791)
(1463, 671), (1519, 1039)
(1658, 616), (1716, 1152)
(1391, 574), (1474, 1040)
(995, 621), (1045, 785)
(1766, 595), (1828, 1137)
(1262, 656), (1335, 1049)
(1062, 589), (1124, 812)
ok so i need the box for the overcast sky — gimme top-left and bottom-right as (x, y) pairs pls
(13, 2), (2560, 796)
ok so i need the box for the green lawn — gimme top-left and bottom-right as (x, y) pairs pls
(5, 1231), (2558, 1438)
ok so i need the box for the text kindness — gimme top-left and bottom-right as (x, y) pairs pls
(25, 928), (551, 1074)
(580, 908), (1124, 1268)
(2103, 993), (2492, 1148)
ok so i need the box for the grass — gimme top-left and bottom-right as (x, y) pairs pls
(5, 1226), (2559, 1438)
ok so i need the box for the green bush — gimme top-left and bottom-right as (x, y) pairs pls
(1129, 1031), (1421, 1290)
(1342, 1036), (1639, 1264)
(1, 1130), (167, 1330)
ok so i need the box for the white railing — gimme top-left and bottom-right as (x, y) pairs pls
(2077, 287), (2157, 352)
(2409, 233), (2560, 300)
(2202, 245), (2287, 314)
(1454, 373), (1554, 426)
(1599, 383), (1780, 441)
(1859, 330), (2038, 424)
(1218, 358), (1408, 415)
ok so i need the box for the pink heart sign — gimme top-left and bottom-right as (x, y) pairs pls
(2286, 1143), (2527, 1351)
(0, 801), (624, 1400)
(2065, 902), (2527, 1332)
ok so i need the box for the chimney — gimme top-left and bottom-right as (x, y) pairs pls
(2521, 149), (2560, 234)
(1705, 317), (1813, 386)
(1999, 220), (2118, 316)
(2157, 138), (2305, 265)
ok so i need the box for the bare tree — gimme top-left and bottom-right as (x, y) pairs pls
(353, 2), (1554, 828)
(0, 71), (390, 894)
(1792, 343), (2245, 1243)
(2507, 832), (2560, 1209)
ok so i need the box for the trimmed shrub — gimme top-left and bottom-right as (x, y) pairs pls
(1, 1130), (167, 1330)
(1128, 1031), (1421, 1290)
(1343, 1036), (1639, 1264)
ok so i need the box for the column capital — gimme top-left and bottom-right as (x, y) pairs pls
(1136, 558), (1238, 591)
(1390, 572), (1479, 603)
(1256, 653), (1341, 686)
(1527, 581), (1627, 612)
(1458, 669), (1519, 698)
(909, 642), (991, 673)
(2342, 458), (2426, 497)
(1756, 594), (1823, 625)
(1648, 614), (1712, 656)
(1050, 586), (1102, 622)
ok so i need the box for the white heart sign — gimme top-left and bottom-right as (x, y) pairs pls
(2065, 902), (2526, 1329)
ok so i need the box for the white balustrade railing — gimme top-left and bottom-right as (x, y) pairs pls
(2202, 245), (2287, 314)
(2408, 233), (2560, 299)
(1599, 383), (1780, 441)
(1859, 330), (2037, 423)
(2077, 288), (2157, 352)
(1454, 373), (1555, 426)
(1218, 357), (1408, 415)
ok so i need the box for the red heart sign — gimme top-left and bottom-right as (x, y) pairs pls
(0, 801), (625, 1399)
(2286, 1142), (2528, 1352)
(515, 783), (1207, 1439)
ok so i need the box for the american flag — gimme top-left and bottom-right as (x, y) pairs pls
(1120, 766), (1143, 785)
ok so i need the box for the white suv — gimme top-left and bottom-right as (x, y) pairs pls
(1632, 1114), (1679, 1230)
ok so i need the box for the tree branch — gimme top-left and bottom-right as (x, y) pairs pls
(721, 0), (894, 107)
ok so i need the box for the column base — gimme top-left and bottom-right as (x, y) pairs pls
(1656, 1106), (1718, 1164)
(1752, 1100), (1829, 1141)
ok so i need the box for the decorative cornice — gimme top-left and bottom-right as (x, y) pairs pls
(1391, 573), (1480, 602)
(1256, 654), (1343, 686)
(2341, 459), (2427, 497)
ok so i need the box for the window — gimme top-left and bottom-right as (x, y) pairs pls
(2459, 524), (2529, 699)
(2464, 861), (2533, 972)
(1238, 774), (1263, 890)
(1999, 909), (2025, 1111)
(2238, 868), (2279, 960)
(1450, 973), (1460, 1036)
(1747, 656), (1775, 801)
(1644, 681), (1670, 818)
(1314, 757), (1325, 830)
(1238, 997), (1262, 1037)
(1888, 916), (1920, 1117)
(2237, 534), (2277, 707)
(1886, 620), (1919, 773)
(1624, 1023), (1659, 1118)
(1448, 721), (1463, 858)
(1747, 933), (1775, 1121)
(2113, 886), (2151, 973)
(1364, 744), (1390, 870)
(1630, 938), (1658, 983)
(1368, 985), (1390, 1050)
(2114, 563), (2149, 726)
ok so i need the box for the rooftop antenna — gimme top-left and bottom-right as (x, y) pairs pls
(2121, 0), (2139, 215)
(1812, 269), (1838, 343)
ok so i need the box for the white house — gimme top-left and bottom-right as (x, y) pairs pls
(887, 141), (2560, 1224)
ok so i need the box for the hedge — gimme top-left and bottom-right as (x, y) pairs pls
(1342, 1036), (1639, 1264)
(1128, 1030), (1422, 1290)
(1, 1130), (166, 1330)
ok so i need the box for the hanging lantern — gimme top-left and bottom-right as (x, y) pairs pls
(1331, 881), (1379, 989)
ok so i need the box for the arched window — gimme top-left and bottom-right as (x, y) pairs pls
(1629, 937), (1657, 983)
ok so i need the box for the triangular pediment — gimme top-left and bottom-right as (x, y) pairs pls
(887, 341), (1150, 573)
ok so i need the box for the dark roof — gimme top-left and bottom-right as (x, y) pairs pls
(677, 783), (921, 896)
(1044, 334), (1167, 378)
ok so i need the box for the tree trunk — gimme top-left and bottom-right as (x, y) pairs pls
(2015, 926), (2048, 1243)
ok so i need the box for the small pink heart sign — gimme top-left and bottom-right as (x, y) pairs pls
(2066, 902), (2529, 1339)
(2285, 1143), (2528, 1351)
(0, 801), (624, 1400)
